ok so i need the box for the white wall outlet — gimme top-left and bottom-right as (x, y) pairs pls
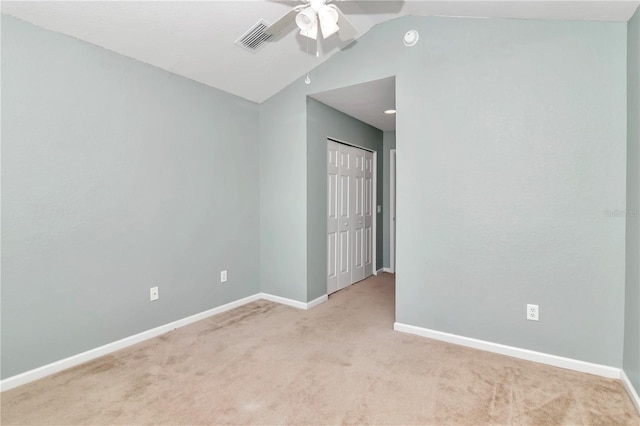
(220, 270), (227, 283)
(527, 304), (539, 321)
(377, 205), (382, 213)
(150, 286), (159, 301)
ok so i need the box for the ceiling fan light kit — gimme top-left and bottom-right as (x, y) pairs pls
(296, 7), (318, 39)
(297, 1), (340, 40)
(265, 0), (358, 48)
(318, 5), (340, 39)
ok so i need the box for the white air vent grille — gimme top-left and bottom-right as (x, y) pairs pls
(235, 20), (273, 53)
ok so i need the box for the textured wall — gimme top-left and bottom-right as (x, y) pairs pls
(1, 16), (260, 378)
(624, 5), (640, 392)
(306, 98), (383, 301)
(260, 16), (627, 367)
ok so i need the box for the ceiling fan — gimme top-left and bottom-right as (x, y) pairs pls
(265, 0), (358, 41)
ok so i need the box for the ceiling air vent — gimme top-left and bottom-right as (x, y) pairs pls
(235, 20), (273, 53)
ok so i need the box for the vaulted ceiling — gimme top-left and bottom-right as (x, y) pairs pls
(3, 1), (638, 107)
(2, 0), (638, 131)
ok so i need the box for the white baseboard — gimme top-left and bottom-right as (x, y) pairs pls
(382, 268), (394, 273)
(622, 370), (640, 414)
(306, 294), (329, 309)
(260, 293), (307, 309)
(260, 293), (327, 310)
(1, 291), (331, 392)
(394, 322), (621, 379)
(0, 293), (262, 392)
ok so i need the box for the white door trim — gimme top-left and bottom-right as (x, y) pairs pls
(390, 149), (396, 273)
(327, 137), (371, 153)
(372, 150), (378, 276)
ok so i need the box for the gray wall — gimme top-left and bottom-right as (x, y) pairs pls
(260, 16), (627, 367)
(382, 131), (396, 269)
(306, 98), (383, 301)
(259, 85), (308, 302)
(624, 6), (640, 393)
(1, 16), (260, 379)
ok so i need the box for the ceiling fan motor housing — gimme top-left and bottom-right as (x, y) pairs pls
(309, 0), (328, 12)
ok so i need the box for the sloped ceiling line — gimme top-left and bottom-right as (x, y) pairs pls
(2, 1), (638, 104)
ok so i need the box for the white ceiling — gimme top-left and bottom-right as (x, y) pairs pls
(2, 0), (639, 109)
(310, 76), (396, 130)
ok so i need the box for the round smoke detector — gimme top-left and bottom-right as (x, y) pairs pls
(403, 30), (419, 47)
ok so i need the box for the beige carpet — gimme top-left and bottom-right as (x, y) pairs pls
(2, 273), (638, 425)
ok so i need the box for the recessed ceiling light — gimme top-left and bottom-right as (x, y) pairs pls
(403, 30), (419, 47)
(384, 109), (396, 115)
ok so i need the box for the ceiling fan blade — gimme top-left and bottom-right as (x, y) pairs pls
(265, 8), (299, 36)
(334, 6), (357, 40)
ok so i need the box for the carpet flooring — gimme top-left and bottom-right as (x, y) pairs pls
(2, 273), (639, 425)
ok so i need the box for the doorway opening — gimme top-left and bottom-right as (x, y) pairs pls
(305, 76), (396, 305)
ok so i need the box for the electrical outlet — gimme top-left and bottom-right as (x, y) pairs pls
(527, 304), (539, 321)
(150, 286), (159, 301)
(220, 270), (227, 283)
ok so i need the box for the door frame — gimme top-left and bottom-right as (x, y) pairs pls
(390, 149), (396, 273)
(327, 137), (378, 296)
